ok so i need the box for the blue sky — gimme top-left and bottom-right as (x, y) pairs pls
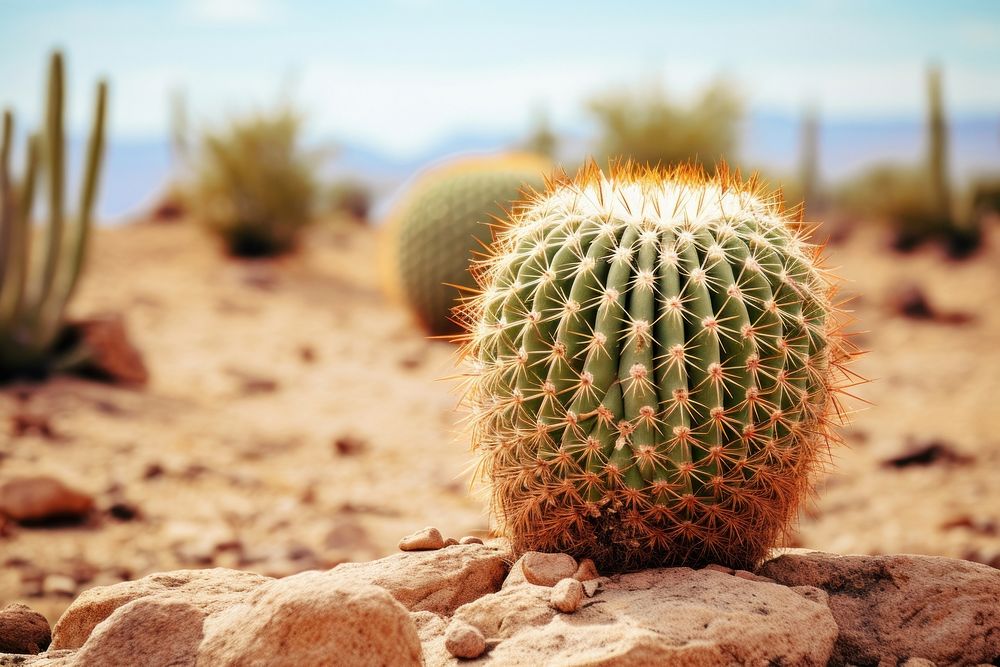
(1, 0), (999, 157)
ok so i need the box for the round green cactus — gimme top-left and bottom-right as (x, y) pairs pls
(384, 154), (549, 335)
(459, 162), (855, 571)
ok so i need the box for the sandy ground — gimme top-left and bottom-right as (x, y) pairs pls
(1, 217), (998, 623)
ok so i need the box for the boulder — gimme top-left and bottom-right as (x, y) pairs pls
(759, 550), (1000, 666)
(197, 571), (422, 666)
(439, 565), (838, 666)
(73, 598), (204, 666)
(329, 540), (510, 614)
(51, 568), (270, 649)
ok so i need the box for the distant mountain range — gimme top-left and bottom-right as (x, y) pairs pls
(58, 112), (1000, 223)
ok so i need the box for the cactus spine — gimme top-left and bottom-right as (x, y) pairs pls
(458, 162), (854, 571)
(0, 51), (108, 379)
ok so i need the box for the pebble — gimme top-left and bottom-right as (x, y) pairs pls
(703, 563), (736, 575)
(0, 476), (94, 524)
(443, 537), (459, 547)
(42, 574), (78, 597)
(0, 603), (51, 654)
(521, 552), (578, 587)
(735, 569), (776, 584)
(572, 558), (600, 582)
(549, 578), (584, 613)
(444, 619), (486, 659)
(458, 536), (483, 545)
(398, 527), (445, 551)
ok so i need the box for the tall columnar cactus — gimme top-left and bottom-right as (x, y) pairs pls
(458, 162), (855, 571)
(0, 52), (108, 380)
(926, 64), (951, 226)
(798, 106), (820, 218)
(383, 154), (549, 335)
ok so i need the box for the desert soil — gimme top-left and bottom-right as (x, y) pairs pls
(1, 218), (998, 623)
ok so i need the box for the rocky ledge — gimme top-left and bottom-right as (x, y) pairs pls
(1, 534), (997, 666)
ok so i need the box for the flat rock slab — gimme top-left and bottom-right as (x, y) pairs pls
(427, 566), (837, 666)
(330, 540), (511, 615)
(760, 550), (1000, 666)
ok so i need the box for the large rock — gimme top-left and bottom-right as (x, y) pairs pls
(760, 550), (1000, 666)
(51, 568), (270, 649)
(432, 565), (838, 666)
(0, 476), (94, 524)
(0, 603), (51, 654)
(73, 598), (205, 666)
(197, 570), (422, 666)
(329, 540), (510, 614)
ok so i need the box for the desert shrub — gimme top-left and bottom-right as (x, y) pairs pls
(972, 177), (1000, 217)
(835, 165), (980, 256)
(192, 106), (319, 257)
(328, 179), (372, 223)
(588, 79), (741, 168)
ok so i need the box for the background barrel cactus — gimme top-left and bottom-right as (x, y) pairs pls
(382, 153), (549, 335)
(458, 161), (857, 571)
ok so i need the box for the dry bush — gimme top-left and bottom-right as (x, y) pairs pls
(193, 106), (319, 257)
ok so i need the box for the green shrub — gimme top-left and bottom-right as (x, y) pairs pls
(588, 79), (741, 168)
(193, 106), (319, 257)
(972, 177), (1000, 217)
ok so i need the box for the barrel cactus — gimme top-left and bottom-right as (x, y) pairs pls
(459, 162), (855, 571)
(383, 153), (549, 335)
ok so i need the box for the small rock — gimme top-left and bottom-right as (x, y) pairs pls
(521, 552), (578, 587)
(572, 558), (600, 582)
(9, 412), (55, 439)
(882, 439), (974, 468)
(459, 536), (483, 545)
(142, 462), (165, 479)
(702, 563), (735, 575)
(735, 569), (775, 584)
(324, 521), (370, 550)
(67, 315), (149, 385)
(106, 501), (140, 521)
(332, 434), (367, 456)
(582, 579), (601, 597)
(549, 578), (584, 613)
(445, 619), (486, 660)
(398, 527), (445, 551)
(0, 476), (95, 524)
(0, 603), (51, 654)
(443, 537), (459, 547)
(42, 574), (78, 597)
(888, 282), (936, 320)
